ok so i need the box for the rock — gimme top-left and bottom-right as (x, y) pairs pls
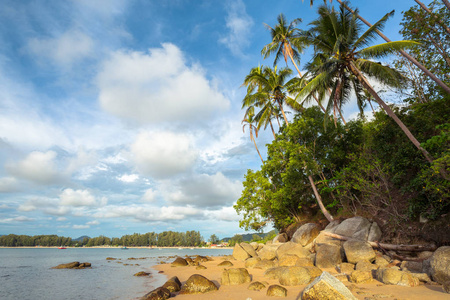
(349, 270), (373, 283)
(162, 276), (181, 292)
(334, 216), (371, 240)
(248, 281), (266, 291)
(443, 281), (450, 294)
(254, 259), (276, 270)
(264, 267), (289, 280)
(375, 256), (390, 268)
(185, 257), (194, 265)
(367, 222), (382, 242)
(376, 268), (420, 287)
(134, 271), (151, 276)
(141, 287), (170, 300)
(240, 242), (258, 257)
(295, 258), (314, 267)
(196, 265), (207, 270)
(301, 271), (358, 300)
(267, 285), (287, 297)
(193, 255), (209, 264)
(315, 244), (342, 268)
(430, 246), (450, 284)
(52, 261), (91, 269)
(401, 261), (423, 273)
(245, 257), (261, 268)
(276, 242), (310, 259)
(355, 261), (377, 272)
(171, 257), (188, 267)
(79, 262), (91, 268)
(218, 260), (234, 267)
(292, 223), (321, 246)
(336, 263), (354, 274)
(273, 233), (288, 243)
(179, 274), (218, 294)
(343, 240), (376, 264)
(411, 273), (431, 283)
(324, 220), (340, 232)
(279, 254), (300, 267)
(314, 232), (342, 247)
(106, 257), (116, 260)
(233, 243), (251, 261)
(423, 257), (432, 276)
(250, 242), (259, 250)
(259, 244), (281, 260)
(221, 268), (251, 285)
(304, 266), (323, 280)
(279, 266), (311, 286)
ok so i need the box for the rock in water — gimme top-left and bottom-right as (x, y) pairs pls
(162, 276), (181, 293)
(179, 274), (218, 294)
(266, 285), (287, 297)
(291, 223), (320, 246)
(141, 287), (170, 300)
(221, 268), (251, 285)
(430, 246), (450, 284)
(171, 257), (188, 267)
(134, 271), (151, 276)
(52, 261), (91, 269)
(301, 271), (357, 300)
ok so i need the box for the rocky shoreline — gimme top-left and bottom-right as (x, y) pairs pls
(144, 217), (449, 299)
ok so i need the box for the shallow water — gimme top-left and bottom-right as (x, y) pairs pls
(0, 247), (232, 300)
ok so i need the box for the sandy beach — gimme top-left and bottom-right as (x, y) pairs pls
(152, 256), (448, 300)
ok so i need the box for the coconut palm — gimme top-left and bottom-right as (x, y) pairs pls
(303, 0), (450, 94)
(300, 4), (434, 163)
(242, 112), (264, 163)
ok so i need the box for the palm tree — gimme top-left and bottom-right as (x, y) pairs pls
(303, 0), (450, 94)
(300, 4), (434, 163)
(242, 112), (264, 163)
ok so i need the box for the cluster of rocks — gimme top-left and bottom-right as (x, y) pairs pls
(52, 261), (92, 269)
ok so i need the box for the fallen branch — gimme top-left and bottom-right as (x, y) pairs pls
(321, 231), (437, 252)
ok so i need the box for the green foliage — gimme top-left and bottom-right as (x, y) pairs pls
(228, 234), (243, 246)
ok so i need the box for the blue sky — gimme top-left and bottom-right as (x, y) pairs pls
(0, 0), (420, 239)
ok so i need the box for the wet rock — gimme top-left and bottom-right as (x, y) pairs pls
(376, 268), (420, 287)
(301, 271), (358, 300)
(179, 274), (218, 294)
(315, 244), (342, 268)
(233, 243), (250, 261)
(52, 261), (91, 269)
(430, 246), (450, 284)
(171, 257), (188, 267)
(162, 276), (181, 293)
(279, 266), (311, 286)
(343, 240), (376, 264)
(141, 287), (170, 300)
(134, 271), (151, 276)
(221, 268), (251, 285)
(267, 285), (287, 297)
(218, 260), (234, 267)
(106, 257), (116, 260)
(292, 223), (320, 246)
(248, 281), (266, 291)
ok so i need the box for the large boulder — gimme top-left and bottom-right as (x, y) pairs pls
(171, 257), (188, 267)
(245, 257), (261, 268)
(349, 270), (373, 284)
(162, 276), (181, 293)
(292, 223), (320, 246)
(254, 259), (276, 270)
(276, 242), (310, 259)
(141, 287), (170, 300)
(367, 222), (382, 242)
(232, 243), (250, 261)
(295, 258), (314, 267)
(240, 242), (258, 257)
(314, 232), (342, 247)
(304, 266), (323, 280)
(273, 233), (288, 243)
(264, 267), (289, 280)
(301, 271), (357, 300)
(279, 266), (311, 286)
(376, 268), (420, 287)
(179, 274), (218, 294)
(400, 261), (423, 273)
(334, 217), (371, 240)
(267, 285), (288, 297)
(52, 261), (91, 269)
(279, 254), (301, 267)
(343, 240), (376, 264)
(336, 263), (355, 274)
(430, 246), (450, 284)
(221, 268), (251, 285)
(258, 244), (281, 260)
(355, 261), (377, 272)
(315, 244), (342, 268)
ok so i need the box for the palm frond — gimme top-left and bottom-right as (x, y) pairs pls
(354, 10), (395, 49)
(358, 41), (421, 59)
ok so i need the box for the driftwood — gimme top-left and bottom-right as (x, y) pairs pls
(321, 231), (437, 252)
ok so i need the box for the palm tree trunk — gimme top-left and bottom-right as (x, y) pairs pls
(252, 137), (264, 163)
(308, 174), (334, 222)
(348, 62), (434, 163)
(278, 100), (290, 126)
(336, 0), (450, 94)
(443, 0), (450, 13)
(269, 120), (277, 140)
(414, 0), (450, 36)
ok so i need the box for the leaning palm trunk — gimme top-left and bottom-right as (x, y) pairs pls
(252, 138), (264, 163)
(348, 62), (434, 163)
(335, 0), (450, 94)
(308, 174), (334, 222)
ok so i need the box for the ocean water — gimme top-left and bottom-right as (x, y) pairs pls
(0, 247), (232, 300)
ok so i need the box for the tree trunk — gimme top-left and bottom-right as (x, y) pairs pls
(252, 137), (264, 163)
(335, 0), (450, 94)
(321, 231), (437, 252)
(278, 101), (290, 126)
(308, 175), (334, 222)
(269, 120), (277, 140)
(443, 0), (450, 13)
(414, 0), (450, 36)
(348, 62), (434, 164)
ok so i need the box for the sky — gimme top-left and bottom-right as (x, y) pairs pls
(0, 0), (422, 240)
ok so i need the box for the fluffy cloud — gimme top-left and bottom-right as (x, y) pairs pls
(219, 0), (253, 56)
(0, 177), (19, 192)
(117, 174), (139, 183)
(73, 224), (90, 229)
(131, 130), (198, 178)
(60, 189), (107, 207)
(6, 151), (62, 185)
(0, 216), (35, 223)
(205, 206), (240, 222)
(142, 188), (157, 202)
(27, 30), (94, 67)
(96, 43), (229, 123)
(166, 172), (242, 208)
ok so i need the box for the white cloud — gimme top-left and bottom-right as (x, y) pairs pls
(117, 174), (139, 183)
(130, 130), (198, 178)
(86, 220), (100, 225)
(6, 151), (62, 185)
(59, 188), (107, 207)
(0, 177), (19, 192)
(73, 224), (90, 229)
(142, 188), (157, 202)
(0, 216), (35, 223)
(27, 30), (94, 67)
(166, 172), (242, 208)
(57, 217), (68, 221)
(205, 206), (240, 222)
(219, 0), (253, 56)
(96, 43), (229, 123)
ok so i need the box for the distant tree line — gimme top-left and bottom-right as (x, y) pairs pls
(0, 230), (204, 247)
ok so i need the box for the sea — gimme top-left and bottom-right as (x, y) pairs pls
(0, 247), (232, 300)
